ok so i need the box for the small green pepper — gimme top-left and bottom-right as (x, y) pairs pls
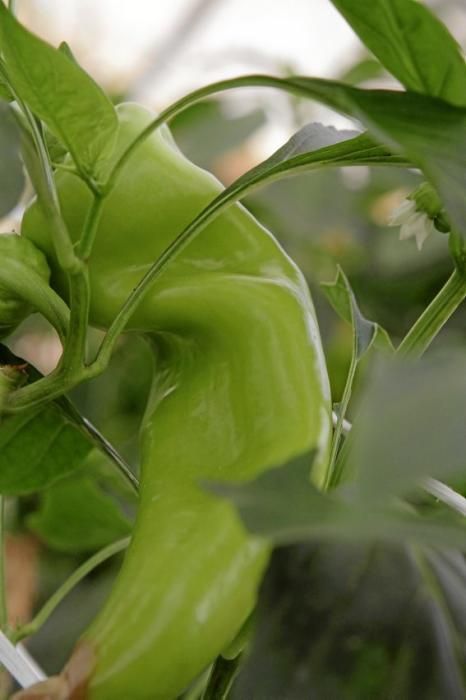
(22, 103), (331, 699)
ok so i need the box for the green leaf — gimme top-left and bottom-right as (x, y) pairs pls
(232, 542), (466, 699)
(230, 124), (405, 197)
(287, 78), (466, 238)
(321, 266), (393, 358)
(207, 455), (466, 550)
(342, 352), (466, 504)
(0, 101), (24, 216)
(27, 474), (132, 553)
(331, 0), (466, 106)
(0, 5), (118, 176)
(0, 346), (136, 495)
(0, 402), (93, 494)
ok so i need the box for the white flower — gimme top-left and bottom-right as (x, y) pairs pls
(388, 198), (416, 227)
(388, 199), (435, 251)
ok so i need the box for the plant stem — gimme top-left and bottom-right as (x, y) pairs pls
(0, 498), (7, 630)
(60, 269), (90, 373)
(12, 537), (130, 644)
(77, 193), (105, 261)
(325, 352), (358, 490)
(397, 268), (466, 358)
(201, 654), (242, 700)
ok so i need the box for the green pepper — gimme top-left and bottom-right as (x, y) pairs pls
(22, 103), (331, 699)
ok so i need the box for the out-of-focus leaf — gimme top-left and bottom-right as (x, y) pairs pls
(343, 353), (466, 503)
(287, 77), (466, 238)
(207, 455), (466, 550)
(0, 6), (117, 176)
(331, 0), (466, 105)
(171, 100), (266, 170)
(232, 542), (466, 699)
(340, 56), (385, 86)
(27, 474), (132, 553)
(321, 266), (393, 357)
(0, 101), (25, 217)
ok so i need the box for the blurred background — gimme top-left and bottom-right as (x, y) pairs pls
(1, 0), (466, 694)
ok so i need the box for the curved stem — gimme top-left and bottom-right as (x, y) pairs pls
(11, 537), (130, 644)
(397, 268), (466, 358)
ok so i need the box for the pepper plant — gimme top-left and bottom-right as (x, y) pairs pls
(0, 1), (464, 699)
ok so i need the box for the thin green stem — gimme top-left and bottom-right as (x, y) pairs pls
(7, 0), (16, 15)
(78, 193), (105, 261)
(397, 268), (466, 358)
(11, 537), (130, 644)
(7, 368), (85, 412)
(325, 351), (358, 490)
(103, 73), (355, 194)
(201, 654), (242, 700)
(0, 498), (7, 629)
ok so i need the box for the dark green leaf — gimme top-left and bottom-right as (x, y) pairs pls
(331, 0), (466, 105)
(0, 402), (93, 494)
(27, 474), (132, 553)
(0, 346), (136, 495)
(343, 353), (466, 503)
(0, 101), (24, 216)
(0, 5), (118, 176)
(321, 266), (393, 357)
(232, 542), (466, 699)
(207, 455), (466, 550)
(287, 77), (466, 238)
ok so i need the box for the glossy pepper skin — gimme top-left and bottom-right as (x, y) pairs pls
(22, 103), (331, 699)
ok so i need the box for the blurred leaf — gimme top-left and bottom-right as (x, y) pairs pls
(27, 474), (132, 553)
(232, 542), (466, 699)
(171, 100), (266, 169)
(207, 455), (466, 550)
(0, 6), (118, 176)
(0, 101), (25, 217)
(343, 353), (466, 503)
(340, 56), (385, 86)
(331, 0), (466, 105)
(288, 77), (466, 238)
(321, 266), (393, 357)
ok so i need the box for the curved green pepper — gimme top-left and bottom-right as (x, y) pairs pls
(22, 103), (331, 699)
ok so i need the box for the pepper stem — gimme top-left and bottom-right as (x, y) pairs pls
(397, 267), (466, 358)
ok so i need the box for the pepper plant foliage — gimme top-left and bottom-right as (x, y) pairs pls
(0, 0), (464, 698)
